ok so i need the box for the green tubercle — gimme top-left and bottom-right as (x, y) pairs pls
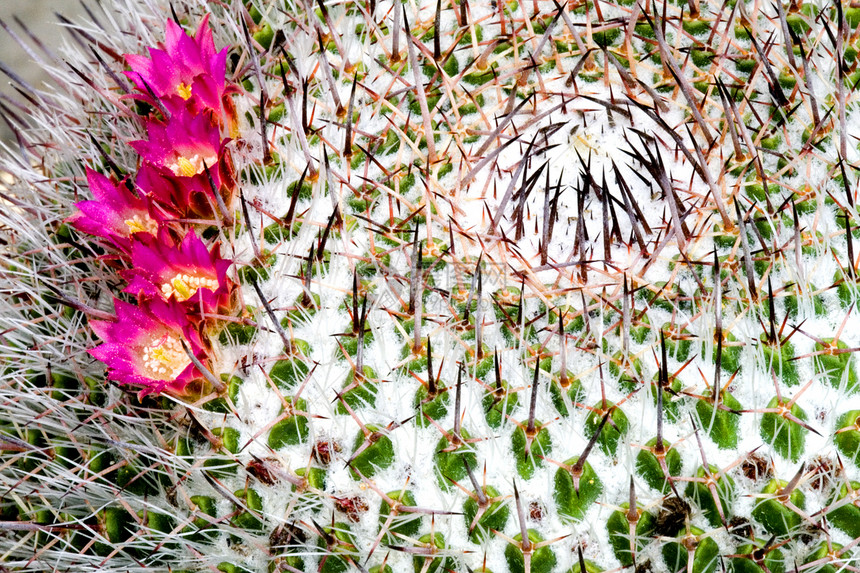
(268, 358), (309, 390)
(231, 487), (264, 531)
(434, 429), (478, 490)
(483, 379), (519, 428)
(651, 377), (684, 422)
(379, 490), (421, 544)
(553, 456), (602, 522)
(803, 542), (844, 573)
(760, 396), (808, 462)
(728, 541), (785, 573)
(662, 527), (720, 573)
(709, 332), (743, 374)
(694, 389), (742, 449)
(813, 339), (858, 393)
(609, 353), (642, 393)
(350, 424), (395, 479)
(549, 372), (584, 417)
(826, 482), (860, 538)
(663, 323), (694, 361)
(685, 465), (735, 527)
(318, 523), (358, 573)
(102, 506), (132, 546)
(218, 563), (253, 573)
(568, 558), (604, 573)
(268, 397), (310, 449)
(463, 484), (509, 543)
(511, 422), (552, 479)
(834, 410), (860, 467)
(761, 340), (799, 387)
(750, 479), (806, 536)
(340, 325), (373, 358)
(584, 401), (628, 457)
(294, 467), (326, 491)
(203, 374), (243, 413)
(635, 437), (682, 493)
(412, 533), (453, 573)
(607, 503), (656, 567)
(335, 365), (378, 413)
(189, 495), (216, 530)
(505, 529), (557, 573)
(414, 383), (449, 428)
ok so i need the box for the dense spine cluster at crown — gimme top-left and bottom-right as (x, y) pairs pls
(2, 1), (860, 573)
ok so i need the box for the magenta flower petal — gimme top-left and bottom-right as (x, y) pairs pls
(130, 106), (223, 182)
(135, 160), (226, 219)
(123, 230), (233, 312)
(124, 15), (228, 117)
(147, 48), (180, 93)
(67, 168), (163, 248)
(131, 107), (235, 218)
(89, 298), (207, 396)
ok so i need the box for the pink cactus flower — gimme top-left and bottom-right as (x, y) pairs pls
(124, 230), (232, 312)
(135, 159), (232, 220)
(68, 168), (165, 248)
(131, 106), (225, 181)
(124, 15), (229, 117)
(131, 107), (235, 217)
(89, 297), (208, 396)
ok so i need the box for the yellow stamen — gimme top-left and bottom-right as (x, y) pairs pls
(172, 277), (193, 301)
(175, 157), (198, 178)
(161, 273), (219, 302)
(176, 82), (193, 100)
(142, 335), (191, 381)
(167, 153), (218, 178)
(124, 214), (157, 235)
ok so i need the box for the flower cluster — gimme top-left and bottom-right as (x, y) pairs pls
(69, 17), (237, 397)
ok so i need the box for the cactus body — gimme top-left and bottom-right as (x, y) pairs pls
(1, 1), (860, 572)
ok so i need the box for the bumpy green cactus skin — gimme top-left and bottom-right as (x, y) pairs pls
(662, 528), (720, 573)
(3, 0), (860, 572)
(553, 457), (603, 523)
(751, 480), (805, 537)
(606, 503), (655, 567)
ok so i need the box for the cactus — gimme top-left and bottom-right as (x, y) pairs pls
(1, 0), (860, 572)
